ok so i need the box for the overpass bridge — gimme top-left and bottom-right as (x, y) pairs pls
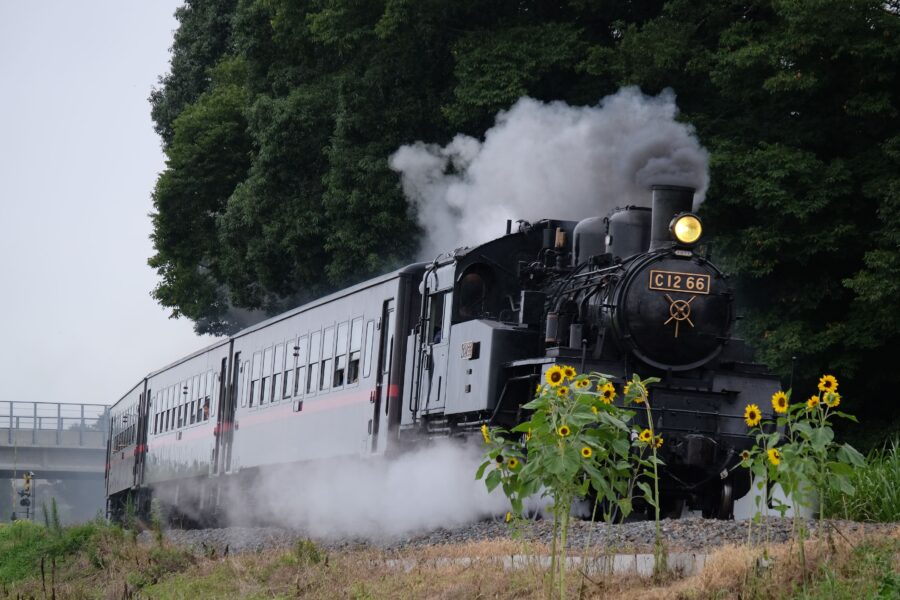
(1, 401), (108, 479)
(1, 401), (109, 522)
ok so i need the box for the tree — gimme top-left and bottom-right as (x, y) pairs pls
(148, 0), (900, 431)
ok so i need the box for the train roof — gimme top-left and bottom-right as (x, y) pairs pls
(116, 262), (428, 397)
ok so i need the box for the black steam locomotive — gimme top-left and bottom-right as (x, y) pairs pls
(106, 184), (777, 524)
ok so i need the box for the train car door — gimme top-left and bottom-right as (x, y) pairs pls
(368, 299), (394, 453)
(216, 351), (240, 474)
(210, 357), (228, 475)
(416, 291), (452, 413)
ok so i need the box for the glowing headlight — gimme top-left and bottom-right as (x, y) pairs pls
(670, 213), (703, 245)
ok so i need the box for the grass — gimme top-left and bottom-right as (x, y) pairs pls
(822, 438), (900, 522)
(0, 520), (897, 599)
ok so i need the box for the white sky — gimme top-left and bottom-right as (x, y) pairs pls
(0, 1), (218, 406)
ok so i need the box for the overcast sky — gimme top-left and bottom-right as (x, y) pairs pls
(0, 1), (217, 407)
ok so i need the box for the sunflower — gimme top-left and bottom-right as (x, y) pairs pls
(495, 454), (504, 464)
(505, 511), (512, 523)
(818, 374), (838, 393)
(591, 405), (599, 414)
(574, 378), (591, 390)
(654, 436), (664, 448)
(507, 457), (520, 469)
(771, 391), (789, 414)
(639, 428), (653, 443)
(600, 382), (617, 405)
(806, 395), (820, 410)
(744, 403), (762, 427)
(535, 384), (543, 395)
(824, 391), (841, 408)
(481, 424), (490, 444)
(558, 425), (571, 437)
(767, 448), (781, 466)
(625, 382), (646, 403)
(525, 429), (532, 441)
(557, 386), (570, 397)
(581, 446), (593, 459)
(740, 450), (751, 462)
(562, 365), (577, 380)
(545, 365), (565, 387)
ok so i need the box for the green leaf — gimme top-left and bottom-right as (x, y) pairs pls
(485, 469), (502, 493)
(475, 461), (489, 480)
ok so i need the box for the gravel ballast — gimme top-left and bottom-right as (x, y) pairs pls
(138, 517), (897, 556)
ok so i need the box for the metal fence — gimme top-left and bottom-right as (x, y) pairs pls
(1, 402), (109, 447)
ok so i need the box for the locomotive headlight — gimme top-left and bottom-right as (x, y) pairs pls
(670, 213), (703, 245)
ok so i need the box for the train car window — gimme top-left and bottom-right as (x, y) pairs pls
(363, 320), (375, 378)
(348, 318), (363, 384)
(283, 338), (295, 398)
(306, 331), (321, 394)
(273, 344), (284, 403)
(250, 352), (262, 408)
(234, 359), (250, 406)
(204, 371), (213, 420)
(191, 375), (200, 424)
(333, 321), (349, 387)
(320, 326), (334, 392)
(293, 336), (308, 396)
(427, 293), (447, 344)
(383, 308), (395, 376)
(456, 268), (492, 320)
(260, 347), (274, 405)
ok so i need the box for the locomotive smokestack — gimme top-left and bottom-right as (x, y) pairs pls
(649, 185), (696, 251)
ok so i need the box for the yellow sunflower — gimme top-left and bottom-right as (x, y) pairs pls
(525, 429), (532, 441)
(824, 391), (841, 408)
(545, 365), (565, 387)
(481, 424), (490, 444)
(625, 382), (646, 403)
(535, 383), (543, 395)
(557, 386), (570, 397)
(507, 457), (519, 469)
(600, 382), (617, 405)
(581, 446), (593, 459)
(806, 395), (820, 410)
(591, 405), (599, 414)
(574, 378), (591, 390)
(558, 425), (571, 437)
(562, 365), (577, 380)
(505, 511), (512, 523)
(654, 436), (664, 449)
(818, 374), (838, 393)
(744, 403), (762, 427)
(771, 391), (789, 414)
(639, 428), (653, 443)
(767, 448), (781, 466)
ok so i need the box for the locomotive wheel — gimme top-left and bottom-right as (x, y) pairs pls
(702, 481), (734, 520)
(659, 497), (686, 520)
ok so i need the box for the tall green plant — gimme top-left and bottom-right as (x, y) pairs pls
(477, 367), (662, 598)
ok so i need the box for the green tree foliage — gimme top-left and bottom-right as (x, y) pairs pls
(149, 0), (899, 426)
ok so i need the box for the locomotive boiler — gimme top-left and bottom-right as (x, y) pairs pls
(106, 184), (778, 525)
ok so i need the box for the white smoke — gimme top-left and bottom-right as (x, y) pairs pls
(390, 87), (709, 258)
(229, 440), (511, 540)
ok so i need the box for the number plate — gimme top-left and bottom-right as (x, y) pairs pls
(648, 270), (710, 295)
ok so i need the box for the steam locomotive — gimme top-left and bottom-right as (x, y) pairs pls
(106, 184), (779, 524)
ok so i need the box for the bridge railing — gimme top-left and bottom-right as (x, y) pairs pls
(0, 402), (109, 448)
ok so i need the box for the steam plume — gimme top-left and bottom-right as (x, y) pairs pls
(390, 87), (709, 258)
(224, 441), (509, 539)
